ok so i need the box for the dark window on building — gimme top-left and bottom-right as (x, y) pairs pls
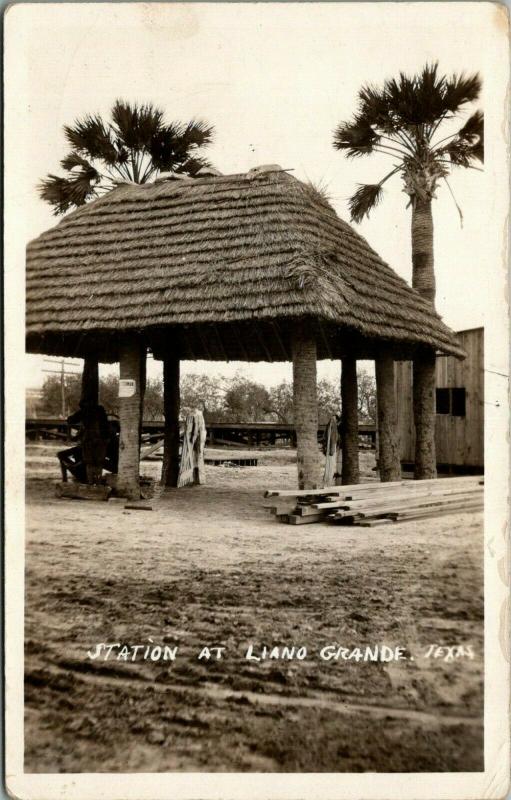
(451, 388), (466, 417)
(435, 387), (467, 417)
(436, 388), (450, 414)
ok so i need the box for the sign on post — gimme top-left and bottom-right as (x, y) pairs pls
(118, 379), (136, 398)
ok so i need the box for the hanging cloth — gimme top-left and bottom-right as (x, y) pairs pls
(323, 414), (340, 487)
(177, 410), (207, 487)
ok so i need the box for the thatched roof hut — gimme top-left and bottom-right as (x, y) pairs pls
(26, 168), (463, 362)
(27, 166), (463, 496)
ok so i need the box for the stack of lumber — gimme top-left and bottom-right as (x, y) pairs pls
(264, 475), (484, 526)
(205, 456), (258, 467)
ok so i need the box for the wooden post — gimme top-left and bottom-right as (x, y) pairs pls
(161, 355), (180, 487)
(80, 357), (99, 406)
(292, 325), (320, 490)
(413, 351), (437, 479)
(375, 351), (401, 482)
(338, 356), (359, 485)
(116, 337), (145, 500)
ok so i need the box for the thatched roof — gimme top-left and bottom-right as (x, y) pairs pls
(26, 168), (464, 361)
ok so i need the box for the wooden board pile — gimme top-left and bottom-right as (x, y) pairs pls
(205, 457), (258, 467)
(264, 475), (484, 526)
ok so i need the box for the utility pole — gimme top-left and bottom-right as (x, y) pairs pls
(43, 359), (81, 418)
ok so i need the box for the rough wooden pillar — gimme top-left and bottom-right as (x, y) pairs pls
(116, 338), (145, 500)
(339, 356), (359, 485)
(161, 356), (180, 487)
(292, 325), (320, 490)
(80, 357), (99, 406)
(375, 351), (401, 482)
(413, 352), (437, 479)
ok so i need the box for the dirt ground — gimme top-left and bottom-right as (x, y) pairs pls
(24, 441), (484, 773)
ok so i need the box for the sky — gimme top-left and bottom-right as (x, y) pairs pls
(5, 2), (502, 390)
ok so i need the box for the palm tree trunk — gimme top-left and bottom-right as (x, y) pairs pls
(292, 325), (320, 490)
(80, 357), (99, 406)
(411, 196), (437, 479)
(411, 198), (435, 304)
(339, 357), (359, 485)
(375, 352), (401, 482)
(161, 356), (181, 487)
(413, 351), (437, 479)
(116, 337), (145, 500)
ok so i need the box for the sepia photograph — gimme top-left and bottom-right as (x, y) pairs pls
(4, 2), (510, 798)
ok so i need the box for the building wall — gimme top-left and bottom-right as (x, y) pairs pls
(395, 328), (484, 468)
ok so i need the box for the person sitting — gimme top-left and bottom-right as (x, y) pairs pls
(67, 400), (110, 485)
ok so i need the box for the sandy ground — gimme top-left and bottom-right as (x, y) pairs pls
(24, 442), (483, 773)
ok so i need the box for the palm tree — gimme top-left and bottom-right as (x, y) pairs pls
(333, 63), (483, 478)
(40, 101), (213, 495)
(39, 99), (214, 215)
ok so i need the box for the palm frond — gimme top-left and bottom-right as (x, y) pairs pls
(111, 100), (165, 150)
(180, 119), (215, 149)
(437, 110), (484, 165)
(383, 63), (451, 126)
(38, 173), (98, 215)
(349, 183), (384, 223)
(64, 115), (117, 164)
(333, 115), (380, 157)
(174, 155), (212, 176)
(147, 123), (186, 170)
(149, 120), (214, 172)
(438, 139), (483, 166)
(357, 84), (393, 130)
(442, 71), (482, 113)
(458, 109), (484, 140)
(60, 152), (100, 181)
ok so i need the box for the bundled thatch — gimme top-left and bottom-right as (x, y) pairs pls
(26, 168), (464, 361)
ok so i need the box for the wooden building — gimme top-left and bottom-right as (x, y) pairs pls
(26, 166), (464, 498)
(395, 328), (484, 471)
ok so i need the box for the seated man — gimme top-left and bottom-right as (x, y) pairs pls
(67, 400), (110, 485)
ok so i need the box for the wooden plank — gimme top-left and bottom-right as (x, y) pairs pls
(285, 513), (327, 525)
(140, 439), (164, 459)
(392, 500), (483, 522)
(264, 503), (298, 516)
(296, 503), (349, 516)
(264, 475), (482, 498)
(334, 498), (483, 526)
(354, 518), (394, 528)
(311, 483), (483, 511)
(329, 491), (483, 520)
(286, 479), (483, 513)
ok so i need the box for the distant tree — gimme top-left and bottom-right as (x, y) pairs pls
(38, 374), (81, 417)
(96, 374), (164, 420)
(143, 378), (164, 421)
(268, 381), (294, 423)
(269, 372), (375, 425)
(357, 369), (377, 423)
(317, 378), (341, 424)
(39, 100), (214, 215)
(38, 367), (375, 426)
(223, 376), (272, 423)
(268, 378), (340, 424)
(99, 375), (120, 416)
(180, 374), (227, 422)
